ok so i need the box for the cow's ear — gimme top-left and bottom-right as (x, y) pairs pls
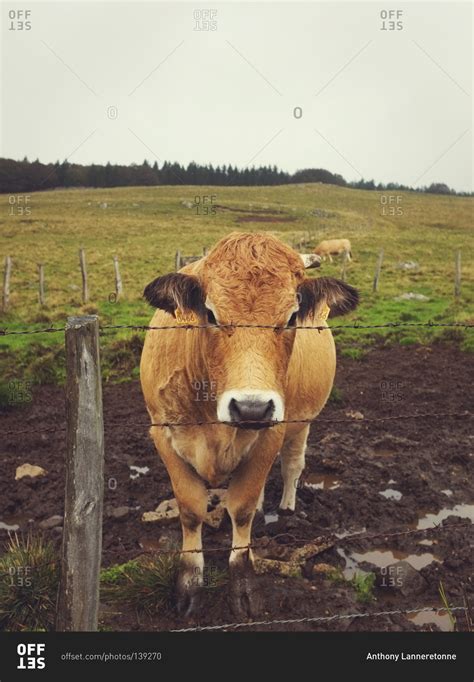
(143, 273), (205, 315)
(297, 277), (359, 319)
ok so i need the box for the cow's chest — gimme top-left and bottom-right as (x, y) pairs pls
(167, 426), (259, 486)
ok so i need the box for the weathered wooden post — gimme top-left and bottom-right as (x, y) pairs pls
(2, 255), (12, 312)
(340, 251), (348, 282)
(79, 248), (89, 303)
(56, 315), (104, 632)
(373, 248), (384, 293)
(454, 250), (461, 299)
(113, 255), (123, 298)
(38, 263), (45, 306)
(175, 250), (182, 271)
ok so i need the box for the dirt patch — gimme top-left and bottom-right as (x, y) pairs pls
(214, 204), (286, 215)
(0, 343), (472, 631)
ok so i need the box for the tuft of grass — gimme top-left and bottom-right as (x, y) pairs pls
(339, 346), (367, 360)
(0, 533), (59, 631)
(327, 386), (344, 404)
(100, 555), (180, 614)
(439, 580), (457, 631)
(351, 571), (376, 603)
(101, 555), (228, 614)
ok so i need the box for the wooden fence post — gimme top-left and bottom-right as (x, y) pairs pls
(373, 249), (384, 293)
(454, 250), (461, 299)
(175, 250), (181, 271)
(56, 315), (104, 632)
(340, 251), (348, 282)
(113, 255), (123, 298)
(38, 263), (45, 306)
(2, 255), (12, 312)
(79, 248), (89, 303)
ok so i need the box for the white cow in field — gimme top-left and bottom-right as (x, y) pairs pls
(314, 239), (352, 262)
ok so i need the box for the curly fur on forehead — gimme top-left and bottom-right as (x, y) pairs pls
(203, 232), (305, 282)
(201, 232), (305, 321)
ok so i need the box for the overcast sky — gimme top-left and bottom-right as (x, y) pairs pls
(1, 1), (472, 190)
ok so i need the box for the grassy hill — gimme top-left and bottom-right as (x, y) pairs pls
(0, 183), (472, 385)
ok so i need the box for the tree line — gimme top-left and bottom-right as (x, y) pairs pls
(0, 156), (469, 196)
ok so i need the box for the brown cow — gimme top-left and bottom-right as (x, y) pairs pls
(314, 238), (352, 262)
(140, 232), (358, 617)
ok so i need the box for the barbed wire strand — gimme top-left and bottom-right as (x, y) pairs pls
(0, 321), (473, 337)
(170, 605), (468, 632)
(1, 409), (472, 439)
(2, 520), (472, 576)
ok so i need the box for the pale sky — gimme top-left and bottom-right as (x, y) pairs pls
(1, 1), (472, 191)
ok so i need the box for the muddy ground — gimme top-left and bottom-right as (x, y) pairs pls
(1, 342), (473, 631)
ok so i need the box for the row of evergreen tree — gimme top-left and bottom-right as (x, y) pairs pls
(0, 156), (467, 196)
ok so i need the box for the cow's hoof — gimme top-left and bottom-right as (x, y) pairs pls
(228, 553), (263, 620)
(279, 507), (295, 517)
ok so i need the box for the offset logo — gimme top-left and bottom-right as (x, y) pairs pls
(17, 643), (46, 669)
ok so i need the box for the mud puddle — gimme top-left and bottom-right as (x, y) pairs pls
(304, 473), (341, 490)
(338, 547), (440, 579)
(407, 610), (453, 632)
(416, 504), (474, 529)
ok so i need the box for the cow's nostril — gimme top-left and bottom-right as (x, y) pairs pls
(228, 398), (275, 424)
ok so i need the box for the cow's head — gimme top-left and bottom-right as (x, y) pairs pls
(144, 232), (358, 428)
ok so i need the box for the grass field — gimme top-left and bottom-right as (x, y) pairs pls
(0, 183), (473, 385)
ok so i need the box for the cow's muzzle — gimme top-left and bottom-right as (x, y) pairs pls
(217, 390), (284, 429)
(228, 397), (275, 429)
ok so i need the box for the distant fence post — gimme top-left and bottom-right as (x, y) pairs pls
(113, 255), (123, 298)
(56, 315), (104, 632)
(38, 263), (45, 306)
(373, 249), (384, 293)
(454, 250), (461, 299)
(79, 248), (89, 303)
(175, 250), (181, 271)
(2, 255), (12, 312)
(340, 251), (348, 282)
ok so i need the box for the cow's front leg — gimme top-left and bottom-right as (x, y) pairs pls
(279, 426), (309, 511)
(149, 426), (208, 616)
(226, 428), (284, 619)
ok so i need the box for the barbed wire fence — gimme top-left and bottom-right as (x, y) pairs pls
(0, 315), (473, 631)
(1, 320), (473, 336)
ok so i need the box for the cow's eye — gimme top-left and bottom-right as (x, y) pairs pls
(287, 312), (298, 327)
(206, 308), (218, 325)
